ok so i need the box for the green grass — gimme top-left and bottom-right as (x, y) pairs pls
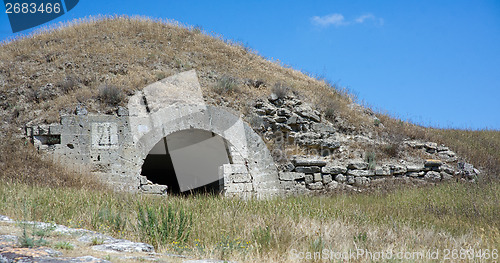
(1, 181), (498, 262)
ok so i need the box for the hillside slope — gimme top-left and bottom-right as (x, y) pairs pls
(0, 16), (498, 183)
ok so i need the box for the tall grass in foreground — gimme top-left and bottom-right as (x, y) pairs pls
(0, 181), (498, 262)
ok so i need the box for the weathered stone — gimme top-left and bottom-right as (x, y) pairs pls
(437, 145), (449, 152)
(424, 171), (441, 181)
(282, 162), (295, 172)
(140, 184), (168, 194)
(307, 182), (324, 190)
(277, 108), (292, 117)
(294, 158), (327, 167)
(406, 165), (424, 172)
(392, 165), (407, 175)
(255, 109), (266, 116)
(269, 93), (279, 102)
(375, 166), (391, 176)
(139, 176), (149, 185)
(425, 142), (438, 150)
(407, 171), (424, 177)
(75, 105), (88, 115)
(311, 123), (335, 133)
(347, 162), (368, 170)
(319, 139), (341, 150)
(335, 174), (347, 183)
(326, 180), (339, 190)
(425, 159), (443, 167)
(322, 165), (347, 175)
(295, 166), (321, 173)
(440, 172), (453, 181)
(347, 170), (373, 177)
(231, 173), (251, 183)
(92, 240), (154, 253)
(354, 177), (370, 186)
(274, 116), (287, 123)
(442, 165), (455, 175)
(117, 106), (129, 116)
(313, 173), (322, 182)
(286, 114), (303, 126)
(304, 174), (314, 184)
(296, 105), (321, 122)
(346, 176), (355, 184)
(279, 172), (305, 181)
(322, 174), (333, 184)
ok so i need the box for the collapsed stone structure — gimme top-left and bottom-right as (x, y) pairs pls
(26, 70), (479, 197)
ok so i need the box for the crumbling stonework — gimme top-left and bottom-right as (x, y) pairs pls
(26, 70), (479, 198)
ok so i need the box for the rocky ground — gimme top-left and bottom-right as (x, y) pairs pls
(0, 215), (223, 263)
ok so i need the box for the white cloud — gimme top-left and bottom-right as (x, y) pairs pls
(355, 14), (375, 24)
(311, 14), (348, 27)
(312, 13), (383, 27)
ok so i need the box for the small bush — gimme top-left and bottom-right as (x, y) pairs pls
(136, 204), (192, 248)
(383, 143), (400, 158)
(271, 82), (289, 99)
(99, 84), (124, 106)
(58, 75), (80, 93)
(54, 241), (74, 250)
(213, 76), (238, 95)
(365, 151), (376, 170)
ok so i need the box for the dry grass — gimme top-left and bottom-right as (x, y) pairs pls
(0, 16), (355, 128)
(0, 181), (497, 262)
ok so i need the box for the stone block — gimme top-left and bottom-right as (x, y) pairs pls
(425, 159), (443, 167)
(354, 177), (370, 186)
(313, 173), (322, 182)
(406, 165), (424, 172)
(311, 123), (335, 133)
(295, 166), (321, 173)
(140, 184), (168, 194)
(294, 158), (327, 167)
(347, 170), (371, 177)
(407, 171), (424, 177)
(326, 180), (339, 190)
(322, 165), (347, 175)
(322, 174), (333, 184)
(231, 173), (251, 183)
(424, 171), (441, 181)
(305, 174), (314, 184)
(347, 162), (368, 170)
(392, 165), (407, 175)
(375, 166), (391, 176)
(49, 125), (62, 135)
(279, 172), (305, 181)
(334, 174), (347, 183)
(307, 182), (324, 190)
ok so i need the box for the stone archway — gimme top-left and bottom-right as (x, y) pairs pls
(127, 70), (280, 197)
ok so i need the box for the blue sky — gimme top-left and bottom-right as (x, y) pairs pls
(1, 0), (499, 130)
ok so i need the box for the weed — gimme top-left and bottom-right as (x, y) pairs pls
(91, 206), (126, 234)
(91, 237), (105, 245)
(383, 143), (400, 158)
(54, 241), (74, 250)
(213, 76), (238, 95)
(136, 204), (192, 248)
(365, 152), (377, 170)
(98, 84), (124, 106)
(252, 226), (275, 253)
(353, 232), (368, 243)
(18, 222), (49, 248)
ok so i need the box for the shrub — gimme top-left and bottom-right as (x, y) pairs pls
(213, 76), (238, 95)
(99, 84), (124, 106)
(271, 82), (289, 99)
(383, 143), (400, 158)
(365, 151), (377, 170)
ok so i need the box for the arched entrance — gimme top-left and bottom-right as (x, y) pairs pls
(141, 129), (234, 194)
(128, 70), (281, 197)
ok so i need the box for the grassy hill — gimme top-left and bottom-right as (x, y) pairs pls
(0, 16), (499, 262)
